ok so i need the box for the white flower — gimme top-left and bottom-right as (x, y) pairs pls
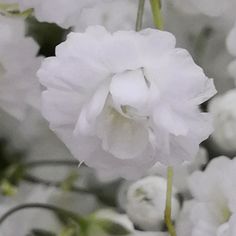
(209, 89), (236, 152)
(74, 0), (151, 32)
(149, 147), (208, 195)
(227, 23), (236, 81)
(1, 0), (98, 28)
(172, 0), (236, 17)
(177, 156), (236, 236)
(0, 16), (42, 120)
(38, 26), (216, 179)
(126, 176), (180, 231)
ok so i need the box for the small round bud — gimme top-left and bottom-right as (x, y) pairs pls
(126, 176), (180, 231)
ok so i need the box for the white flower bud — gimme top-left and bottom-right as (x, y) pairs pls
(126, 176), (180, 231)
(209, 89), (236, 152)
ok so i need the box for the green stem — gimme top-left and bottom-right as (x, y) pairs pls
(24, 160), (79, 169)
(164, 166), (176, 236)
(0, 203), (82, 226)
(150, 0), (163, 30)
(136, 0), (145, 31)
(23, 173), (92, 194)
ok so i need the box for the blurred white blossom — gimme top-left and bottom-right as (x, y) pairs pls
(209, 89), (236, 152)
(172, 0), (236, 18)
(126, 176), (180, 231)
(227, 22), (236, 81)
(74, 0), (151, 32)
(0, 185), (59, 236)
(0, 16), (42, 120)
(0, 0), (98, 28)
(177, 156), (236, 236)
(38, 26), (216, 179)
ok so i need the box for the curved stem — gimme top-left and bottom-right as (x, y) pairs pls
(164, 166), (176, 236)
(23, 173), (92, 194)
(150, 0), (163, 30)
(0, 203), (82, 226)
(24, 160), (79, 169)
(136, 0), (145, 31)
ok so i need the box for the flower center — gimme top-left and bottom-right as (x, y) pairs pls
(109, 68), (152, 121)
(221, 206), (231, 223)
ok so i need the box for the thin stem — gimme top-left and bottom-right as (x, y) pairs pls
(24, 160), (79, 169)
(150, 0), (163, 30)
(23, 173), (92, 194)
(136, 0), (145, 31)
(0, 203), (82, 226)
(164, 166), (176, 236)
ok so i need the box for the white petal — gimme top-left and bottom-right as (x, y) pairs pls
(97, 106), (149, 160)
(74, 81), (110, 136)
(110, 69), (149, 111)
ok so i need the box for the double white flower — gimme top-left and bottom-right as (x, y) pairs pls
(177, 157), (236, 236)
(209, 89), (236, 152)
(0, 15), (41, 120)
(38, 26), (216, 179)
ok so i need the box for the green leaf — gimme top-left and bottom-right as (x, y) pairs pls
(0, 180), (17, 196)
(97, 219), (131, 236)
(60, 171), (79, 192)
(5, 164), (25, 184)
(0, 3), (33, 17)
(59, 226), (79, 236)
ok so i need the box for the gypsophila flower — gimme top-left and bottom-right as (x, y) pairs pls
(126, 176), (180, 231)
(38, 26), (216, 179)
(176, 156), (236, 236)
(0, 15), (42, 120)
(74, 0), (151, 32)
(227, 22), (236, 81)
(0, 0), (99, 28)
(209, 89), (236, 152)
(172, 0), (236, 17)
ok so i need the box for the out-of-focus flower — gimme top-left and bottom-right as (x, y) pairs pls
(176, 156), (236, 236)
(209, 89), (236, 152)
(164, 1), (234, 94)
(149, 147), (208, 195)
(0, 182), (99, 236)
(1, 0), (98, 28)
(227, 23), (236, 81)
(74, 0), (151, 32)
(0, 185), (59, 236)
(126, 176), (180, 231)
(172, 0), (236, 18)
(38, 26), (216, 179)
(0, 15), (42, 120)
